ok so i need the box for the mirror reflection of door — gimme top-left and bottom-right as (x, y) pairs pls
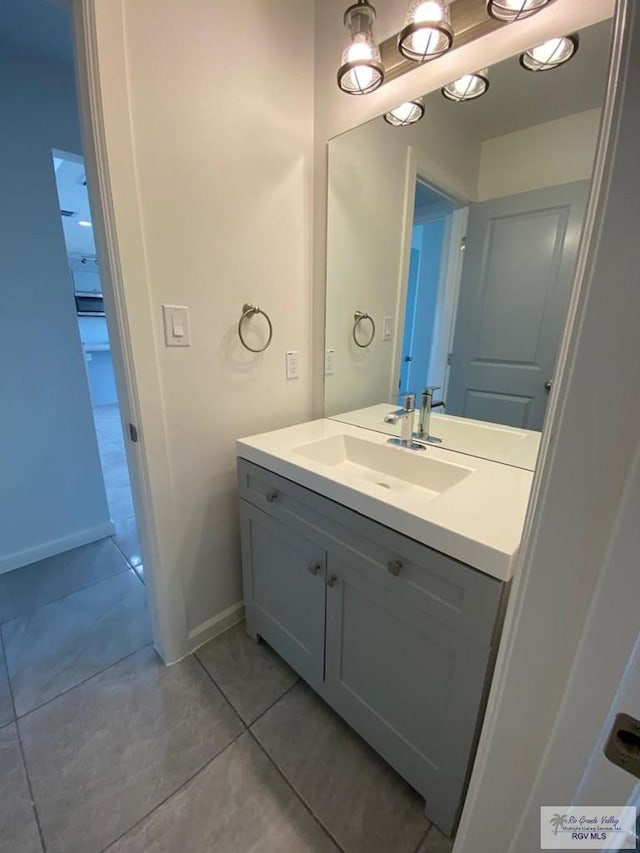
(399, 180), (457, 398)
(447, 181), (589, 430)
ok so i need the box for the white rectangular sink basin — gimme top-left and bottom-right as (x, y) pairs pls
(293, 434), (472, 501)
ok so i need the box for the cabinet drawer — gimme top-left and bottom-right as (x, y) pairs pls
(238, 458), (505, 646)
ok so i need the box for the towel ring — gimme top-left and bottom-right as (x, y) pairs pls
(352, 311), (376, 348)
(238, 303), (273, 353)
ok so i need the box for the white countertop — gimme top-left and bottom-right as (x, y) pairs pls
(237, 419), (534, 582)
(329, 404), (541, 471)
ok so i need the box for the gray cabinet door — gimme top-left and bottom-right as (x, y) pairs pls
(240, 501), (326, 688)
(324, 552), (494, 836)
(447, 181), (589, 430)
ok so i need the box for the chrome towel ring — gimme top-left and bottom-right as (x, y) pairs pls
(238, 303), (273, 353)
(352, 311), (376, 348)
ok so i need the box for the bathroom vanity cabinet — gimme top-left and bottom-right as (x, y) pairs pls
(238, 457), (508, 836)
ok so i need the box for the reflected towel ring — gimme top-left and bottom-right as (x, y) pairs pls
(352, 311), (376, 348)
(238, 303), (273, 353)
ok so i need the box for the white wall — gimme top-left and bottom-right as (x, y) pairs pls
(87, 0), (314, 653)
(324, 107), (478, 416)
(0, 46), (113, 574)
(478, 108), (602, 200)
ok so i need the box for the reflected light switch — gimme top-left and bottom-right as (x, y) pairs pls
(325, 348), (335, 375)
(162, 304), (191, 347)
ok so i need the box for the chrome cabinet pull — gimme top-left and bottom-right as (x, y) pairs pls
(326, 574), (338, 588)
(265, 490), (279, 503)
(387, 559), (403, 577)
(308, 562), (322, 576)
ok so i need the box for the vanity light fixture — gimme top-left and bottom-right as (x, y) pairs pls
(441, 70), (489, 102)
(337, 0), (384, 95)
(398, 0), (453, 63)
(383, 97), (425, 126)
(519, 34), (579, 71)
(486, 0), (555, 23)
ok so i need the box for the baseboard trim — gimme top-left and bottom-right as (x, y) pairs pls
(188, 601), (245, 653)
(0, 521), (117, 576)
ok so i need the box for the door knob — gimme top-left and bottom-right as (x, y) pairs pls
(326, 574), (338, 588)
(404, 355), (413, 363)
(308, 562), (322, 576)
(265, 490), (279, 503)
(544, 380), (553, 392)
(387, 559), (403, 577)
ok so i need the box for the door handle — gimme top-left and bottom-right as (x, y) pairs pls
(308, 562), (322, 576)
(404, 355), (413, 363)
(544, 380), (553, 392)
(604, 713), (640, 779)
(387, 559), (403, 577)
(265, 490), (280, 503)
(326, 574), (338, 588)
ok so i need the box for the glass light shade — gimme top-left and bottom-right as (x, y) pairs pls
(337, 0), (384, 95)
(520, 34), (579, 71)
(486, 0), (554, 22)
(442, 70), (489, 102)
(383, 98), (425, 126)
(398, 0), (453, 62)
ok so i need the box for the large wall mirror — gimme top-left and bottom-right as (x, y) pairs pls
(324, 18), (612, 470)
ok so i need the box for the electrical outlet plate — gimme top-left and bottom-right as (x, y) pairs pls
(286, 351), (300, 380)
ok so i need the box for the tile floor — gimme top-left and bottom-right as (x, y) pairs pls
(0, 404), (455, 851)
(0, 544), (454, 852)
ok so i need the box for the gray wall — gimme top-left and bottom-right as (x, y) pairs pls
(0, 46), (113, 573)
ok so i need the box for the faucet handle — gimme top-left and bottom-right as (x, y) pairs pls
(422, 386), (441, 394)
(402, 393), (416, 412)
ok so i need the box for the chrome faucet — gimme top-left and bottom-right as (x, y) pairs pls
(416, 387), (445, 443)
(384, 393), (425, 451)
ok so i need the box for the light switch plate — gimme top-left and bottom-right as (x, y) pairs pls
(325, 348), (335, 375)
(162, 304), (191, 347)
(286, 351), (300, 380)
(383, 316), (393, 342)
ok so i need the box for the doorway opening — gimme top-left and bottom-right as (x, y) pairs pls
(52, 150), (142, 577)
(398, 178), (463, 401)
(0, 0), (153, 733)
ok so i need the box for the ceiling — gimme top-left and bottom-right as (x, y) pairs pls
(423, 19), (613, 142)
(0, 0), (73, 68)
(53, 155), (97, 257)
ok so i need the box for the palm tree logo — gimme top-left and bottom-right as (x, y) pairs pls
(550, 814), (568, 835)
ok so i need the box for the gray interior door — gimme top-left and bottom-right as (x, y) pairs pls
(447, 181), (589, 430)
